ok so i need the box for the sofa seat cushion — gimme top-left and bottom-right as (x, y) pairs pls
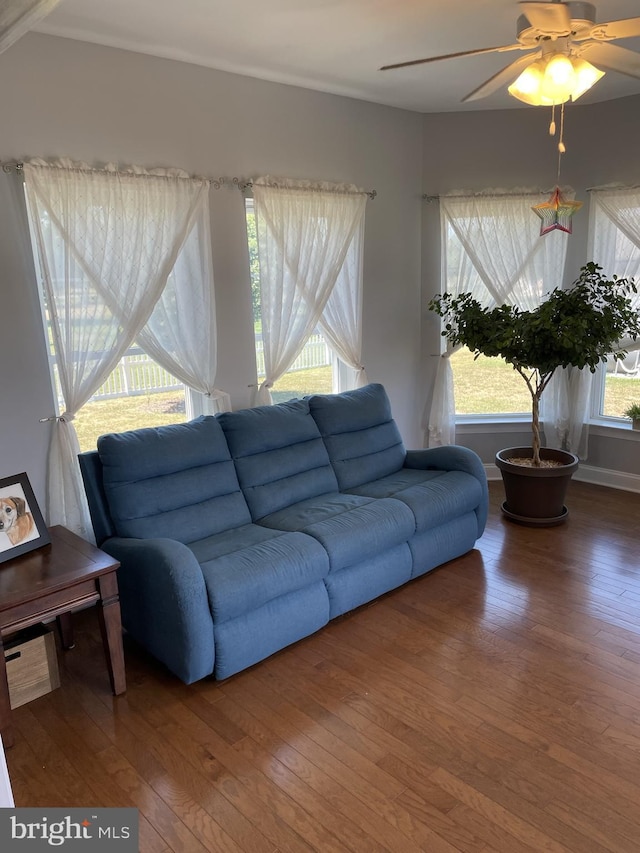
(190, 524), (329, 624)
(258, 493), (415, 572)
(347, 469), (484, 533)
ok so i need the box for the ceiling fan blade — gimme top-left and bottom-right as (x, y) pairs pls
(462, 52), (540, 102)
(590, 17), (640, 41)
(518, 1), (571, 32)
(380, 43), (523, 72)
(580, 41), (640, 79)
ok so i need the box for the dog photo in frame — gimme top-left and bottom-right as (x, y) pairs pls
(0, 472), (50, 564)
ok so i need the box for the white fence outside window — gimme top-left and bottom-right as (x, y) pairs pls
(92, 347), (183, 400)
(254, 333), (331, 379)
(52, 335), (333, 404)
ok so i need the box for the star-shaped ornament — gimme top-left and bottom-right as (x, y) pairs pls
(532, 187), (582, 235)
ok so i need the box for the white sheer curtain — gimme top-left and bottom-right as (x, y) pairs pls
(318, 217), (368, 391)
(539, 366), (592, 457)
(24, 159), (221, 537)
(545, 188), (640, 456)
(557, 186), (640, 448)
(0, 0), (60, 54)
(138, 198), (230, 413)
(590, 187), (640, 350)
(427, 190), (569, 446)
(252, 177), (367, 405)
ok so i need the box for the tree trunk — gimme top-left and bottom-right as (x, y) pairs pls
(532, 391), (542, 465)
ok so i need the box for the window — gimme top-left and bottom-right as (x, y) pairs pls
(49, 343), (186, 453)
(598, 351), (640, 419)
(449, 349), (531, 415)
(245, 179), (367, 406)
(23, 160), (221, 534)
(589, 188), (640, 421)
(245, 199), (335, 403)
(31, 209), (188, 453)
(439, 193), (568, 418)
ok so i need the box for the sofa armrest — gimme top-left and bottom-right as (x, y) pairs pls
(102, 537), (215, 684)
(405, 446), (489, 535)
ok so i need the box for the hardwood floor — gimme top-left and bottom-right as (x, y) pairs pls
(5, 480), (640, 852)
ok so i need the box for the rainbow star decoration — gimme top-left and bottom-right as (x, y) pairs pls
(532, 187), (583, 235)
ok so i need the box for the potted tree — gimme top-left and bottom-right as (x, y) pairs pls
(430, 262), (640, 526)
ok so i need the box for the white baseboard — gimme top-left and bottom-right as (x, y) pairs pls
(574, 464), (640, 493)
(484, 464), (501, 481)
(484, 462), (640, 494)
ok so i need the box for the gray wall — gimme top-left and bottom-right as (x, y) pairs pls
(420, 95), (640, 474)
(0, 33), (424, 513)
(0, 175), (55, 507)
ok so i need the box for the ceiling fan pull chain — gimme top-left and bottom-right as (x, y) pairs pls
(555, 101), (566, 186)
(558, 101), (566, 154)
(549, 104), (556, 137)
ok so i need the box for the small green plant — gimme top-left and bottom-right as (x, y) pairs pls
(430, 262), (640, 465)
(623, 402), (640, 420)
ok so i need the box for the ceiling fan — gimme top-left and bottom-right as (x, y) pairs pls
(381, 1), (640, 104)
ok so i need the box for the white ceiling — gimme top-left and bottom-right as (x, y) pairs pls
(33, 0), (640, 113)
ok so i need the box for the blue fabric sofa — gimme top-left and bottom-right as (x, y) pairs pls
(79, 383), (488, 684)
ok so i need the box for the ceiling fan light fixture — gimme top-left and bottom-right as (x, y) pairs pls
(508, 52), (605, 106)
(541, 54), (576, 102)
(570, 57), (605, 100)
(508, 60), (548, 105)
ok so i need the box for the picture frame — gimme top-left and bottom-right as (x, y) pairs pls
(0, 472), (50, 564)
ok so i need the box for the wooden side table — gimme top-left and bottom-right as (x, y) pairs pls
(0, 525), (126, 748)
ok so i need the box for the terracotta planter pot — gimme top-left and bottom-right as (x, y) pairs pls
(495, 447), (579, 526)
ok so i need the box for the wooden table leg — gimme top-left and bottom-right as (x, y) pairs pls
(57, 612), (75, 649)
(0, 636), (15, 749)
(97, 572), (126, 696)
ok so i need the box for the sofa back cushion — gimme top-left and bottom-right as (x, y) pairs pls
(217, 399), (339, 519)
(98, 416), (251, 543)
(308, 383), (406, 490)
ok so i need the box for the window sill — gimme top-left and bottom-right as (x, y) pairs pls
(455, 416), (530, 435)
(589, 420), (640, 441)
(455, 416), (640, 440)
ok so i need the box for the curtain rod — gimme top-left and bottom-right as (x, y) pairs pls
(239, 180), (377, 200)
(0, 161), (243, 188)
(1, 161), (22, 174)
(423, 187), (562, 203)
(2, 163), (377, 199)
(586, 183), (640, 193)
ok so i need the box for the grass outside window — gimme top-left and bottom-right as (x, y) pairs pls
(451, 347), (640, 420)
(450, 348), (530, 415)
(74, 390), (186, 453)
(74, 366), (335, 452)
